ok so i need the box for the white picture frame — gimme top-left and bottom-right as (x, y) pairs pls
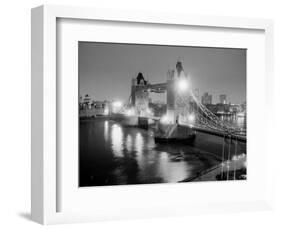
(31, 5), (274, 225)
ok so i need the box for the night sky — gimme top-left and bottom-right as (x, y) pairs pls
(79, 42), (246, 104)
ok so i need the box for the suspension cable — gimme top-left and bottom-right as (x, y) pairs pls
(177, 91), (246, 138)
(233, 135), (238, 180)
(226, 135), (232, 180)
(221, 134), (225, 180)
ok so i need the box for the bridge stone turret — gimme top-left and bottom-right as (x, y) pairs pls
(166, 61), (190, 124)
(166, 69), (176, 123)
(131, 72), (150, 116)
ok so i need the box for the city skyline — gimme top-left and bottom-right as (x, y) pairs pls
(79, 42), (246, 104)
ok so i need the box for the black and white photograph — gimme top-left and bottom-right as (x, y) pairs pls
(78, 42), (247, 187)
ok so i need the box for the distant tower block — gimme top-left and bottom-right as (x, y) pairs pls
(131, 72), (149, 116)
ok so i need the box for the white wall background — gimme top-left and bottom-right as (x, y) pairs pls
(0, 0), (280, 229)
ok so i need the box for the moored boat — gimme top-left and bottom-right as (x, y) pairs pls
(154, 134), (196, 144)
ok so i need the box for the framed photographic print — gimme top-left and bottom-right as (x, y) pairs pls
(31, 5), (274, 225)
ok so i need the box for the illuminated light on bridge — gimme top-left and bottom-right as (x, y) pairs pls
(112, 100), (123, 113)
(160, 113), (175, 124)
(146, 108), (154, 116)
(232, 155), (239, 161)
(104, 108), (109, 115)
(112, 101), (123, 108)
(160, 114), (170, 124)
(125, 108), (135, 116)
(176, 77), (189, 92)
(187, 114), (195, 124)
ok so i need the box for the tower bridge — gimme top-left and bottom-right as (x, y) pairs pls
(120, 61), (246, 143)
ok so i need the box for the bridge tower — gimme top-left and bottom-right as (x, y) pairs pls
(166, 69), (176, 123)
(166, 61), (190, 124)
(131, 72), (150, 116)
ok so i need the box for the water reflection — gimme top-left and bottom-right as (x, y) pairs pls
(79, 119), (246, 186)
(134, 132), (144, 164)
(125, 135), (133, 152)
(104, 120), (109, 141)
(135, 132), (144, 154)
(111, 124), (123, 157)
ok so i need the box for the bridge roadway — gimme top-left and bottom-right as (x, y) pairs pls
(135, 83), (167, 93)
(138, 116), (246, 143)
(179, 124), (246, 143)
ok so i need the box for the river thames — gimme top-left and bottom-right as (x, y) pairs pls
(79, 117), (246, 187)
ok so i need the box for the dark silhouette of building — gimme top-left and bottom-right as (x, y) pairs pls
(219, 94), (227, 104)
(136, 72), (147, 85)
(201, 92), (212, 105)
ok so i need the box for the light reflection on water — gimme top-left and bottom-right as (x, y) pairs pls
(135, 132), (143, 155)
(111, 124), (124, 157)
(219, 115), (246, 129)
(79, 118), (246, 186)
(104, 120), (109, 141)
(125, 135), (133, 152)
